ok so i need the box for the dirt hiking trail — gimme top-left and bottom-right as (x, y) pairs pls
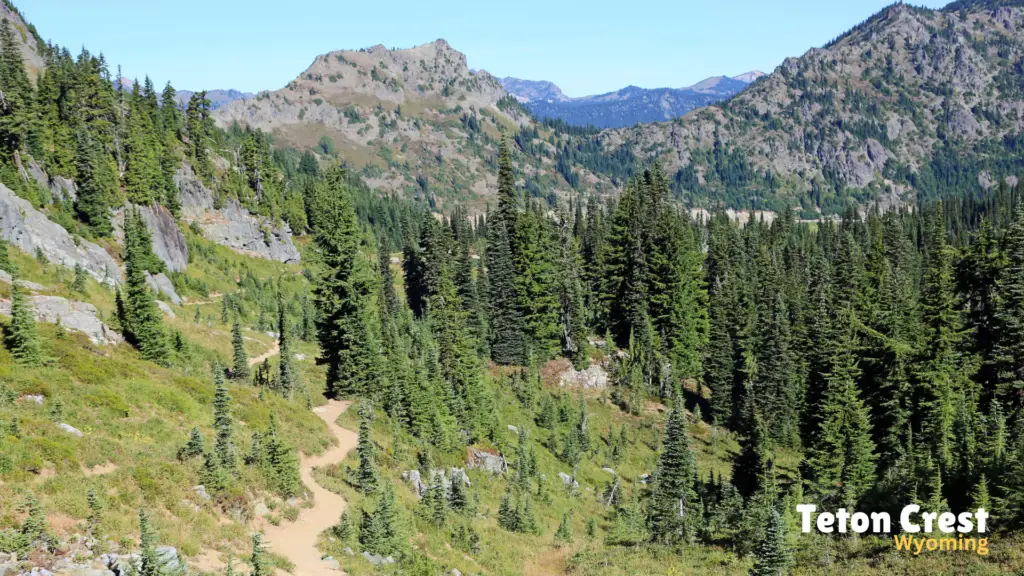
(262, 400), (357, 575)
(248, 340), (281, 367)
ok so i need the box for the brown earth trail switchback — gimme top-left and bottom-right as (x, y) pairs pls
(261, 399), (357, 575)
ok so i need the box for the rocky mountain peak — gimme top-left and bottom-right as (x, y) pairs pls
(0, 1), (45, 78)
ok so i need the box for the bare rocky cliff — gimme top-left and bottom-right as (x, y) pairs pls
(0, 183), (122, 284)
(176, 166), (300, 264)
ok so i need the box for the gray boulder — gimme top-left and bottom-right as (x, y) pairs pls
(0, 183), (121, 284)
(58, 422), (83, 437)
(558, 471), (579, 488)
(155, 300), (175, 319)
(466, 447), (507, 474)
(401, 469), (427, 497)
(177, 165), (300, 263)
(560, 364), (608, 389)
(155, 547), (182, 573)
(145, 272), (182, 305)
(0, 296), (122, 345)
(360, 552), (394, 566)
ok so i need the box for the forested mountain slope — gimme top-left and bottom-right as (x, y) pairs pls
(212, 40), (619, 209)
(601, 2), (1024, 214)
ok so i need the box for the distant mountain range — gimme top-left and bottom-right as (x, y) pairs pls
(114, 77), (252, 110)
(499, 72), (764, 128)
(175, 89), (254, 109)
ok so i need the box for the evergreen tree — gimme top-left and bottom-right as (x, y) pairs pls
(803, 307), (876, 507)
(331, 510), (354, 541)
(19, 492), (50, 549)
(87, 489), (101, 537)
(249, 533), (267, 576)
(486, 216), (525, 365)
(705, 278), (735, 425)
(263, 414), (300, 497)
(231, 320), (249, 380)
(513, 204), (562, 358)
(556, 209), (591, 368)
(177, 427), (204, 460)
(310, 167), (380, 398)
(0, 18), (34, 156)
(749, 509), (790, 576)
(648, 395), (701, 544)
(120, 208), (168, 364)
(995, 203), (1024, 408)
(358, 481), (403, 556)
(554, 510), (573, 544)
(0, 236), (11, 273)
(916, 202), (966, 474)
(277, 292), (296, 397)
(213, 369), (236, 471)
(733, 380), (775, 499)
(138, 508), (160, 576)
(4, 280), (42, 365)
(357, 401), (379, 494)
(200, 449), (228, 494)
(74, 129), (119, 236)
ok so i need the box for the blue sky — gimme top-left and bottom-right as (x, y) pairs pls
(25, 0), (947, 97)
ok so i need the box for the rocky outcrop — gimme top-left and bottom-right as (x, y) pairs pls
(155, 300), (176, 318)
(0, 184), (121, 284)
(25, 159), (77, 202)
(113, 205), (188, 273)
(402, 468), (471, 498)
(560, 364), (609, 389)
(145, 271), (182, 305)
(175, 166), (300, 263)
(0, 295), (123, 345)
(0, 270), (46, 291)
(466, 447), (506, 474)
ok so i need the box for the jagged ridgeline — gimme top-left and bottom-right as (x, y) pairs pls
(3, 0), (1024, 575)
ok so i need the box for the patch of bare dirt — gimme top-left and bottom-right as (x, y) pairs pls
(82, 462), (118, 477)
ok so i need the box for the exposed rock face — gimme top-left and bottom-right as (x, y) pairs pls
(0, 271), (46, 291)
(560, 364), (609, 389)
(0, 295), (123, 345)
(176, 166), (300, 263)
(155, 300), (176, 318)
(466, 447), (506, 474)
(403, 468), (471, 498)
(113, 205), (188, 273)
(145, 271), (182, 305)
(0, 1), (46, 78)
(25, 159), (77, 202)
(0, 184), (121, 284)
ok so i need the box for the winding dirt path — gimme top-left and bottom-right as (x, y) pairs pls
(248, 340), (281, 367)
(261, 400), (357, 575)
